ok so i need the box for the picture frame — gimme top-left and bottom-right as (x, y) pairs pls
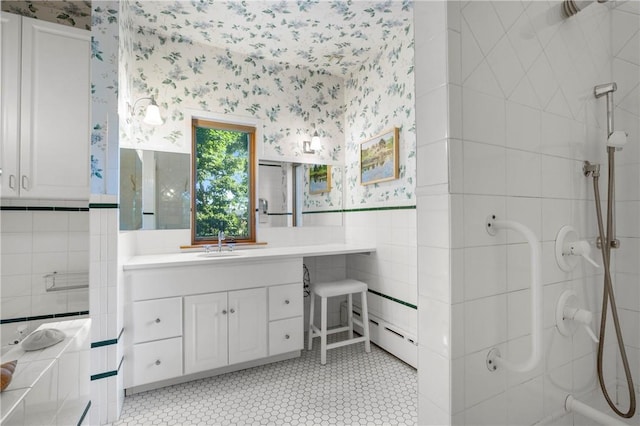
(360, 127), (399, 185)
(309, 164), (332, 194)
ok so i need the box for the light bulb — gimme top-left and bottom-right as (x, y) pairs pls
(310, 131), (321, 150)
(143, 101), (163, 125)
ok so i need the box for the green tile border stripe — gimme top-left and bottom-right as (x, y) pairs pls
(1, 310), (89, 324)
(0, 206), (89, 211)
(344, 205), (416, 213)
(304, 205), (416, 215)
(78, 400), (91, 426)
(89, 203), (119, 209)
(91, 370), (117, 381)
(303, 209), (344, 215)
(91, 338), (117, 349)
(368, 289), (417, 310)
(91, 327), (123, 349)
(90, 356), (122, 382)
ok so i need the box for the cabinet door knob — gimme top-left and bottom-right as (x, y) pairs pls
(284, 299), (290, 304)
(21, 175), (29, 190)
(285, 334), (290, 339)
(155, 360), (161, 366)
(229, 308), (235, 314)
(8, 175), (16, 190)
(155, 318), (161, 323)
(222, 309), (227, 315)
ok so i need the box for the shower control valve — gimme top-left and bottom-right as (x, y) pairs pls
(556, 290), (599, 344)
(566, 240), (600, 268)
(555, 226), (600, 271)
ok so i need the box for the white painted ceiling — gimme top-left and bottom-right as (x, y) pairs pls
(130, 0), (413, 75)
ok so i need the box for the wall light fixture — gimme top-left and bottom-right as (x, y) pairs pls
(303, 131), (322, 154)
(129, 97), (163, 125)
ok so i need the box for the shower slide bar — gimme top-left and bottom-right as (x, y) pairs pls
(44, 271), (89, 292)
(485, 216), (542, 373)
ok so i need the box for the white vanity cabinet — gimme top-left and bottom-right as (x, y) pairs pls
(268, 283), (303, 355)
(124, 257), (303, 393)
(127, 297), (183, 387)
(184, 288), (267, 375)
(1, 13), (90, 199)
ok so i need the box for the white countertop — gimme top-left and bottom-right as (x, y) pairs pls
(0, 319), (91, 424)
(123, 243), (376, 271)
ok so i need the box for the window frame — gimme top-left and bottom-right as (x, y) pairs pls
(190, 118), (257, 245)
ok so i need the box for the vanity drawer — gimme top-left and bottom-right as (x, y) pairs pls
(132, 297), (182, 343)
(269, 317), (303, 355)
(268, 283), (302, 321)
(129, 337), (182, 387)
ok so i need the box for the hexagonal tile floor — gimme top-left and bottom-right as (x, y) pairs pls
(115, 334), (417, 425)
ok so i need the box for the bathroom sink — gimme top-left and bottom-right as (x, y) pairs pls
(198, 251), (244, 258)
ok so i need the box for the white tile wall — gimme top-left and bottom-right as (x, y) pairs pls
(89, 194), (123, 425)
(0, 205), (89, 347)
(612, 0), (640, 413)
(416, 1), (639, 424)
(345, 208), (418, 339)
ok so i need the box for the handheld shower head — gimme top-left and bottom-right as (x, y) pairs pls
(594, 82), (618, 138)
(562, 0), (609, 18)
(607, 130), (628, 150)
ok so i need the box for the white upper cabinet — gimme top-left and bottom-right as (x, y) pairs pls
(1, 14), (90, 199)
(1, 13), (21, 198)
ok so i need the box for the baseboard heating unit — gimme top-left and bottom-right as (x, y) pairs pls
(341, 302), (417, 368)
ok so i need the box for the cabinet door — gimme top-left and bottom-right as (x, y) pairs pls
(184, 292), (228, 374)
(20, 17), (90, 199)
(228, 287), (267, 364)
(1, 13), (21, 198)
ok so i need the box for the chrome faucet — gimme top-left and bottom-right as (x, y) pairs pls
(217, 231), (225, 252)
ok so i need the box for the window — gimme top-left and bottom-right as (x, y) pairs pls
(191, 119), (256, 244)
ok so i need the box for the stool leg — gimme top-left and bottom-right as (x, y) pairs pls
(347, 293), (354, 339)
(307, 290), (315, 350)
(320, 296), (327, 365)
(361, 290), (371, 353)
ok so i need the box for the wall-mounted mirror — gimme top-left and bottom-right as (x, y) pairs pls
(120, 149), (343, 230)
(120, 148), (190, 231)
(258, 161), (343, 228)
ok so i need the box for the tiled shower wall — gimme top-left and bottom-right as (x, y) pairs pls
(0, 204), (89, 347)
(612, 0), (640, 411)
(417, 1), (639, 424)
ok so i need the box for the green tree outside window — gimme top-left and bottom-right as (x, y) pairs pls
(192, 119), (256, 244)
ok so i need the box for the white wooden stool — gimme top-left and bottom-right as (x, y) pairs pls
(307, 279), (371, 365)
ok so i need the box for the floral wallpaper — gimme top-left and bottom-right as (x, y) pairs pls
(2, 0), (92, 29)
(91, 0), (119, 194)
(120, 0), (415, 210)
(119, 20), (345, 165)
(344, 23), (415, 208)
(129, 0), (413, 77)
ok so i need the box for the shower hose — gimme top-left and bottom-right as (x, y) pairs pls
(590, 155), (636, 418)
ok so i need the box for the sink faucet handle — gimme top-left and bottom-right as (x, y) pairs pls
(203, 244), (212, 253)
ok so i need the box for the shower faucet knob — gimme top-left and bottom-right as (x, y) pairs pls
(567, 240), (600, 268)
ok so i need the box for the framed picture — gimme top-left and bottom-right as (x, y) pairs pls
(360, 127), (399, 185)
(309, 164), (332, 194)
